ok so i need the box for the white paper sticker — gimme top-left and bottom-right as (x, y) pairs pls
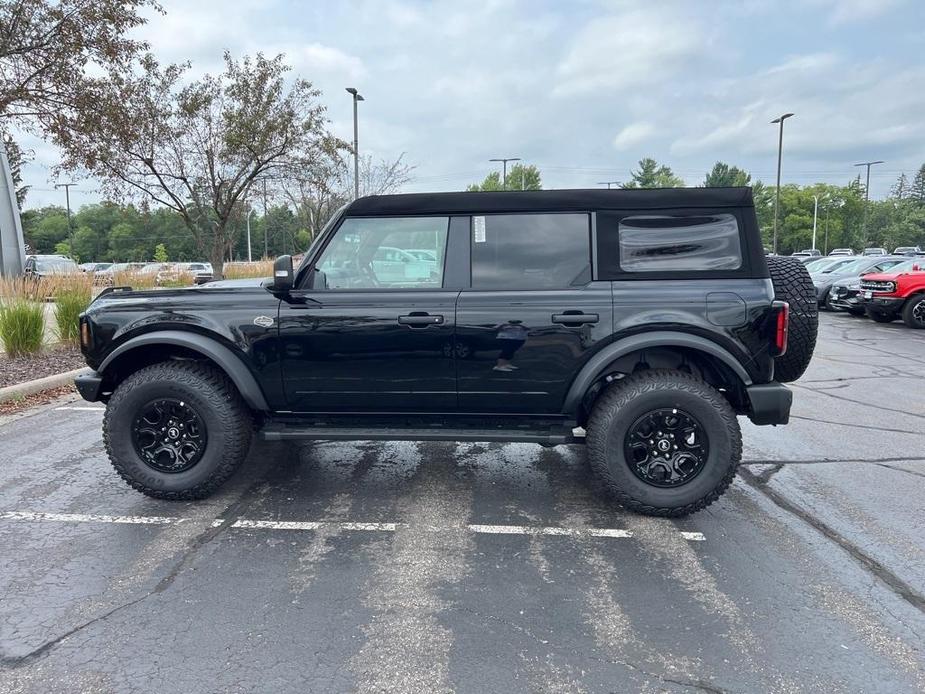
(473, 216), (486, 243)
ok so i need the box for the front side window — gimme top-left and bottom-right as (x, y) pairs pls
(471, 213), (590, 289)
(618, 214), (742, 272)
(315, 216), (448, 289)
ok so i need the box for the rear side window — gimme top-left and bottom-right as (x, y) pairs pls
(618, 214), (742, 272)
(471, 213), (590, 289)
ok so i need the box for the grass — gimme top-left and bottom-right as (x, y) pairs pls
(112, 270), (158, 289)
(0, 277), (46, 356)
(223, 260), (274, 280)
(54, 284), (92, 345)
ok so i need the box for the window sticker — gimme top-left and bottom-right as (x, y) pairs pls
(473, 216), (486, 243)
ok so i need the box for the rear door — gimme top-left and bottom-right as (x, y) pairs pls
(278, 215), (459, 412)
(455, 212), (614, 414)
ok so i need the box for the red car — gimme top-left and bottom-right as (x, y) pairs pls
(859, 261), (925, 328)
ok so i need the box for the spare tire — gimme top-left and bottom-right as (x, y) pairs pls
(767, 256), (818, 382)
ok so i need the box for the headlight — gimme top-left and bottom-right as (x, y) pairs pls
(847, 280), (860, 290)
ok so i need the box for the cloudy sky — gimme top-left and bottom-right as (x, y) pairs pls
(18, 0), (925, 210)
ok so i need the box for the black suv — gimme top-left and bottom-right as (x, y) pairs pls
(75, 188), (817, 516)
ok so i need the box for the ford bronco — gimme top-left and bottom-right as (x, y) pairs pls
(75, 188), (817, 516)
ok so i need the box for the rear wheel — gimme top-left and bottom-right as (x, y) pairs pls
(103, 362), (252, 499)
(901, 295), (925, 328)
(866, 309), (895, 323)
(767, 256), (818, 383)
(586, 369), (741, 517)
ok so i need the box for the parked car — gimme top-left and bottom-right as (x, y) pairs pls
(809, 256), (866, 306)
(804, 256), (853, 273)
(79, 262), (112, 273)
(23, 255), (80, 278)
(893, 246), (923, 256)
(826, 257), (911, 314)
(862, 247), (888, 256)
(75, 187), (818, 517)
(791, 249), (821, 258)
(93, 262), (145, 285)
(182, 262), (214, 284)
(827, 248), (853, 256)
(859, 260), (925, 327)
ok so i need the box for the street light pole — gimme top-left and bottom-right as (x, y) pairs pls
(54, 182), (77, 256)
(812, 194), (819, 251)
(489, 157), (521, 190)
(246, 206), (255, 262)
(854, 160), (884, 244)
(345, 87), (364, 200)
(770, 113), (793, 255)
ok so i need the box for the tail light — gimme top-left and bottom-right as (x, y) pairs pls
(771, 301), (789, 356)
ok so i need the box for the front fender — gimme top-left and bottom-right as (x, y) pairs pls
(99, 330), (270, 411)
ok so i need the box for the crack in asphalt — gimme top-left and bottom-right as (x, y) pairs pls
(875, 463), (925, 480)
(741, 456), (925, 466)
(789, 414), (924, 436)
(739, 468), (925, 617)
(0, 471), (268, 669)
(791, 383), (925, 421)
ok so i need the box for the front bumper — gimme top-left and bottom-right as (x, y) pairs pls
(75, 371), (103, 402)
(828, 286), (862, 310)
(746, 382), (792, 426)
(859, 294), (904, 315)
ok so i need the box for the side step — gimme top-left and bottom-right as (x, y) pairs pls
(260, 421), (581, 446)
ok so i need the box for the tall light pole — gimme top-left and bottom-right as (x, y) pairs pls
(812, 194), (819, 251)
(854, 160), (884, 244)
(770, 113), (793, 255)
(489, 157), (520, 190)
(245, 206), (255, 262)
(345, 87), (364, 200)
(597, 181), (620, 189)
(55, 182), (77, 257)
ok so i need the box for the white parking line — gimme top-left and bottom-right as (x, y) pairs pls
(0, 510), (705, 540)
(54, 406), (105, 411)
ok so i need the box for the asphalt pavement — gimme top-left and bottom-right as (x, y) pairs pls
(1, 312), (923, 693)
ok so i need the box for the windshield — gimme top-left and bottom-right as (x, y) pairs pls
(817, 257), (859, 274)
(35, 258), (77, 272)
(805, 257), (843, 272)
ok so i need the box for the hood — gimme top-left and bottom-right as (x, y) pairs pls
(861, 269), (925, 282)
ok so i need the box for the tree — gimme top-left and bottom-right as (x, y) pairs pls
(153, 243), (168, 262)
(622, 158), (684, 189)
(703, 162), (751, 188)
(55, 51), (343, 276)
(890, 172), (910, 200)
(910, 164), (925, 205)
(2, 133), (30, 206)
(0, 0), (157, 126)
(468, 163), (542, 191)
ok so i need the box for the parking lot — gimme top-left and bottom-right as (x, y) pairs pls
(0, 312), (923, 693)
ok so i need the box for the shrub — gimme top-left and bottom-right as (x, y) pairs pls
(54, 286), (91, 344)
(0, 296), (45, 356)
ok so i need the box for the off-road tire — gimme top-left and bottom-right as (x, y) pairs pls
(103, 361), (252, 500)
(767, 256), (818, 383)
(901, 294), (925, 329)
(586, 369), (742, 517)
(866, 309), (895, 323)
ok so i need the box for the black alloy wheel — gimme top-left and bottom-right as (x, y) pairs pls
(624, 408), (709, 487)
(132, 398), (207, 473)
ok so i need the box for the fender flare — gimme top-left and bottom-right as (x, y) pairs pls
(99, 330), (270, 411)
(561, 331), (753, 416)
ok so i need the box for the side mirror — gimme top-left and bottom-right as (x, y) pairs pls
(913, 264), (921, 272)
(272, 255), (293, 293)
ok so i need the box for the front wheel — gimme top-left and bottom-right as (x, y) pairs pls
(901, 295), (925, 329)
(103, 362), (253, 499)
(586, 369), (741, 517)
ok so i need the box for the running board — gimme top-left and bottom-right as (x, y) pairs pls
(260, 422), (580, 446)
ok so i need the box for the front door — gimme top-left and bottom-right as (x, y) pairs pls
(455, 212), (614, 414)
(278, 215), (458, 412)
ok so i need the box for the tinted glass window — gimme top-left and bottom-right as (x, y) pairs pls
(316, 216), (448, 289)
(618, 214), (742, 272)
(471, 213), (590, 289)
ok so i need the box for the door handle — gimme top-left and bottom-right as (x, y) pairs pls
(398, 313), (444, 327)
(552, 312), (599, 325)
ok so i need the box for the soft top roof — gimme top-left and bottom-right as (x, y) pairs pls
(345, 187), (754, 217)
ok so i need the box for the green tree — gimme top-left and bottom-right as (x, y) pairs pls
(910, 164), (925, 204)
(56, 51), (344, 278)
(622, 158), (684, 189)
(890, 172), (910, 200)
(29, 209), (70, 253)
(108, 221), (146, 261)
(703, 162), (751, 188)
(153, 243), (168, 262)
(468, 164), (542, 191)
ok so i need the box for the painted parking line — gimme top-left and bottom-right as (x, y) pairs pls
(0, 510), (705, 541)
(54, 406), (105, 411)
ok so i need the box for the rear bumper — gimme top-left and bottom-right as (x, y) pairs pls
(75, 371), (103, 402)
(746, 382), (792, 426)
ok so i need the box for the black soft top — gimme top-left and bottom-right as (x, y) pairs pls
(345, 187), (754, 217)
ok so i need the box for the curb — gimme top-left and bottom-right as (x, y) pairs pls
(0, 367), (90, 404)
